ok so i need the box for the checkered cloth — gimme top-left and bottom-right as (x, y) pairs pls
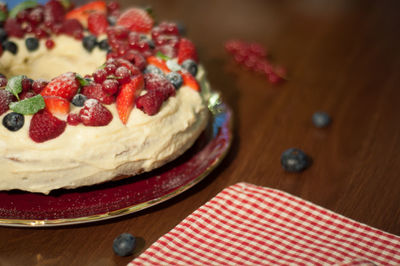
(129, 183), (400, 265)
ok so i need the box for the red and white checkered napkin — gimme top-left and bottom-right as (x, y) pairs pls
(129, 183), (400, 265)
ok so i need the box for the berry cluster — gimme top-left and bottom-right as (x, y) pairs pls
(224, 40), (286, 84)
(0, 0), (202, 143)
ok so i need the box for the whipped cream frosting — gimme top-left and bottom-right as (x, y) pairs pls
(0, 36), (210, 194)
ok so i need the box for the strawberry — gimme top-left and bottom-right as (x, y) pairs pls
(146, 56), (171, 74)
(177, 38), (198, 64)
(81, 83), (115, 104)
(43, 96), (70, 115)
(65, 1), (107, 26)
(79, 99), (113, 126)
(116, 74), (144, 124)
(88, 12), (108, 36)
(41, 72), (80, 101)
(116, 8), (154, 33)
(29, 110), (67, 143)
(180, 71), (200, 91)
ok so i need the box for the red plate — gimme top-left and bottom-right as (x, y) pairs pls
(0, 95), (232, 227)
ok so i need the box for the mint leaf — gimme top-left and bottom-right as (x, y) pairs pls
(5, 75), (26, 100)
(9, 0), (37, 18)
(0, 9), (6, 22)
(9, 94), (45, 115)
(156, 51), (171, 61)
(76, 74), (91, 87)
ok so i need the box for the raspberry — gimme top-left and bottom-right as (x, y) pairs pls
(116, 8), (154, 33)
(136, 90), (165, 116)
(79, 99), (113, 126)
(0, 90), (14, 116)
(19, 91), (37, 100)
(29, 110), (67, 143)
(122, 50), (146, 71)
(177, 38), (198, 64)
(4, 18), (24, 38)
(144, 73), (175, 100)
(44, 0), (65, 25)
(81, 83), (115, 104)
(60, 19), (84, 37)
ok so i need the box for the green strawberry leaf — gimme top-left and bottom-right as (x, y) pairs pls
(156, 51), (171, 61)
(76, 74), (91, 87)
(9, 0), (38, 18)
(5, 75), (26, 100)
(9, 94), (45, 115)
(0, 9), (7, 22)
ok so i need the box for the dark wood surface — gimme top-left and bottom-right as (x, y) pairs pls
(2, 0), (400, 265)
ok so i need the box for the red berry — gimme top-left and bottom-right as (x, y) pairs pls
(79, 99), (113, 126)
(65, 1), (107, 25)
(28, 7), (45, 25)
(44, 0), (65, 25)
(41, 72), (80, 101)
(60, 19), (84, 37)
(32, 79), (49, 94)
(102, 79), (119, 95)
(107, 1), (120, 12)
(45, 39), (55, 49)
(4, 18), (24, 38)
(116, 8), (154, 33)
(122, 50), (146, 71)
(0, 90), (14, 116)
(19, 91), (37, 100)
(67, 113), (81, 126)
(116, 75), (144, 124)
(136, 90), (165, 116)
(0, 77), (7, 87)
(93, 69), (107, 83)
(144, 73), (175, 100)
(29, 110), (67, 143)
(115, 66), (131, 84)
(21, 78), (32, 92)
(115, 58), (141, 76)
(105, 63), (117, 74)
(43, 96), (70, 115)
(81, 83), (115, 104)
(177, 38), (198, 64)
(88, 12), (108, 36)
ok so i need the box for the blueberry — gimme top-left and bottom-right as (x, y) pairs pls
(166, 72), (183, 89)
(312, 111), (331, 128)
(2, 112), (24, 131)
(147, 39), (155, 49)
(71, 94), (87, 107)
(176, 22), (186, 36)
(281, 148), (309, 172)
(82, 35), (97, 52)
(98, 39), (110, 51)
(0, 28), (8, 43)
(25, 37), (40, 51)
(144, 65), (163, 76)
(113, 233), (136, 257)
(3, 41), (18, 55)
(181, 59), (198, 77)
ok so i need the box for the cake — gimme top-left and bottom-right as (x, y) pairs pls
(0, 1), (210, 194)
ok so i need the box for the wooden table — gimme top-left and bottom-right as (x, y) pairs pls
(1, 0), (400, 265)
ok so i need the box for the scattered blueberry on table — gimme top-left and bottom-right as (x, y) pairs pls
(312, 111), (331, 128)
(281, 148), (310, 172)
(113, 233), (136, 257)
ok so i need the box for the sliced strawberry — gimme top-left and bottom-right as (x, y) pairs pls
(79, 99), (113, 126)
(41, 72), (80, 101)
(81, 83), (115, 104)
(29, 110), (67, 143)
(116, 74), (144, 124)
(44, 96), (70, 115)
(65, 1), (107, 26)
(180, 71), (200, 91)
(177, 38), (198, 64)
(116, 8), (154, 33)
(88, 12), (108, 36)
(146, 56), (171, 74)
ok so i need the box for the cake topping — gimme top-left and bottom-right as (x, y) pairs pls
(2, 112), (24, 131)
(0, 90), (14, 116)
(43, 95), (70, 115)
(29, 109), (66, 143)
(79, 98), (113, 126)
(40, 72), (80, 100)
(116, 8), (153, 34)
(116, 74), (144, 124)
